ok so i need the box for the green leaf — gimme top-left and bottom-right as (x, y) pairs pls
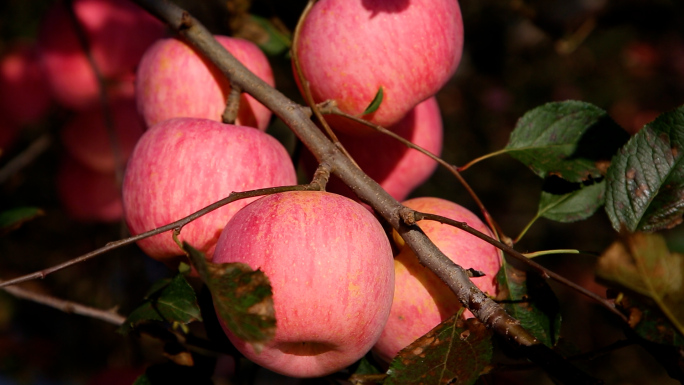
(119, 274), (202, 334)
(597, 232), (684, 337)
(0, 207), (44, 234)
(362, 86), (384, 115)
(355, 356), (382, 375)
(247, 15), (292, 57)
(505, 100), (629, 183)
(538, 180), (606, 222)
(605, 107), (684, 232)
(496, 262), (561, 347)
(384, 316), (493, 385)
(184, 243), (276, 352)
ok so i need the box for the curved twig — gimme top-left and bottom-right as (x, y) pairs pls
(324, 106), (510, 244)
(412, 211), (627, 323)
(0, 184), (320, 289)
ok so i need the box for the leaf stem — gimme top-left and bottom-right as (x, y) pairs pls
(523, 249), (581, 259)
(457, 148), (510, 172)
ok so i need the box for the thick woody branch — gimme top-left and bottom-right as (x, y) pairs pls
(131, 0), (601, 382)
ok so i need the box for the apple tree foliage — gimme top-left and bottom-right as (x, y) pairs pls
(1, 1), (684, 384)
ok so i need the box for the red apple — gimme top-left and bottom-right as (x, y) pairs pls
(57, 155), (122, 223)
(295, 0), (463, 134)
(122, 117), (297, 265)
(37, 0), (165, 109)
(372, 197), (501, 363)
(0, 42), (52, 124)
(61, 97), (145, 173)
(136, 36), (275, 130)
(302, 97), (443, 201)
(212, 191), (394, 378)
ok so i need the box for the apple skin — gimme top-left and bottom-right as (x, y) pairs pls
(60, 97), (145, 173)
(302, 97), (442, 202)
(57, 155), (122, 223)
(0, 43), (52, 125)
(122, 118), (297, 265)
(372, 197), (501, 363)
(136, 36), (275, 130)
(37, 0), (165, 109)
(212, 191), (395, 378)
(295, 0), (463, 134)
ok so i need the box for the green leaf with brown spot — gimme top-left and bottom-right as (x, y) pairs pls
(384, 316), (493, 385)
(605, 107), (684, 232)
(184, 243), (275, 352)
(505, 101), (629, 183)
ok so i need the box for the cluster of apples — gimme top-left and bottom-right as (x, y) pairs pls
(0, 0), (166, 221)
(6, 0), (502, 378)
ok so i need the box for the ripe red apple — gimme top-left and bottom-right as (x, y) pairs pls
(302, 97), (443, 202)
(57, 155), (122, 223)
(60, 97), (145, 173)
(372, 197), (501, 363)
(38, 0), (165, 109)
(212, 191), (395, 378)
(0, 42), (52, 124)
(122, 117), (297, 265)
(136, 36), (275, 130)
(295, 0), (463, 134)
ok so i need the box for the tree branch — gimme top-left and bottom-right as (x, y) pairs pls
(1, 281), (125, 326)
(131, 0), (603, 382)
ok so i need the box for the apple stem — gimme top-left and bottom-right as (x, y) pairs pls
(222, 82), (242, 124)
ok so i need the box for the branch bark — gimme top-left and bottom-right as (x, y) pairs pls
(132, 1), (602, 382)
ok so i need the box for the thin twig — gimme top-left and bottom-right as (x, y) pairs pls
(65, 0), (125, 186)
(412, 211), (628, 323)
(324, 106), (511, 245)
(1, 282), (125, 326)
(290, 0), (360, 169)
(0, 134), (52, 184)
(0, 184), (320, 289)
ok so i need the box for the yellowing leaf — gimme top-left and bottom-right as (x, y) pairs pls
(597, 233), (684, 337)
